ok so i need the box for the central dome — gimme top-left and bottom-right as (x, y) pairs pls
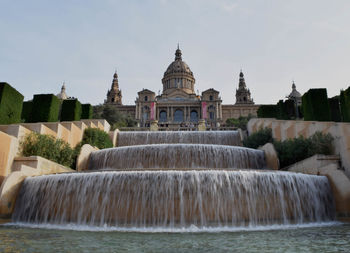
(164, 49), (193, 76)
(162, 47), (196, 95)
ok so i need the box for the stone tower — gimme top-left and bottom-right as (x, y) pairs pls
(235, 71), (254, 104)
(105, 71), (122, 105)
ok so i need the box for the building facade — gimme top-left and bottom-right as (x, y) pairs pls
(105, 47), (260, 127)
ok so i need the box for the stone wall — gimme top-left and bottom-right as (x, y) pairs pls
(287, 155), (350, 219)
(0, 157), (74, 218)
(222, 104), (259, 122)
(0, 119), (110, 186)
(248, 118), (350, 177)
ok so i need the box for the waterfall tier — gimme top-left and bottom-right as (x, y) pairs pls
(88, 144), (265, 170)
(117, 131), (241, 147)
(13, 170), (335, 228)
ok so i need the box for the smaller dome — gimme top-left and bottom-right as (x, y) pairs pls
(288, 82), (301, 98)
(57, 83), (68, 100)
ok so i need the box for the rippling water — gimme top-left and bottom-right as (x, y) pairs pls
(1, 223), (349, 253)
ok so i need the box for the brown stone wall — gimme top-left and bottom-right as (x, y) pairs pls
(222, 104), (259, 122)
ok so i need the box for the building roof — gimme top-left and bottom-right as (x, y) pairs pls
(163, 47), (193, 77)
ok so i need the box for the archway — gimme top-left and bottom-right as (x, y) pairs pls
(174, 109), (184, 122)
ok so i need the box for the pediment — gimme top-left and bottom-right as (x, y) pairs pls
(167, 89), (192, 98)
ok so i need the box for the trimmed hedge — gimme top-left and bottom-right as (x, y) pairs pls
(60, 99), (82, 121)
(81, 127), (113, 149)
(21, 101), (33, 123)
(302, 89), (331, 121)
(0, 82), (24, 124)
(81, 104), (93, 119)
(257, 105), (278, 118)
(328, 97), (341, 122)
(340, 87), (350, 122)
(31, 94), (60, 122)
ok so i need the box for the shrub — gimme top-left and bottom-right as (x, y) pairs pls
(274, 132), (334, 168)
(225, 115), (253, 130)
(81, 104), (93, 119)
(21, 101), (33, 123)
(21, 132), (75, 168)
(31, 94), (60, 122)
(60, 99), (82, 121)
(81, 128), (113, 149)
(340, 87), (350, 122)
(257, 105), (278, 118)
(328, 97), (341, 122)
(0, 82), (24, 124)
(243, 128), (273, 149)
(302, 89), (331, 121)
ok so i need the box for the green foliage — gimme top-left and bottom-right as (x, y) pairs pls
(81, 104), (93, 119)
(257, 105), (278, 118)
(60, 99), (82, 121)
(225, 114), (253, 130)
(0, 82), (24, 124)
(274, 132), (334, 168)
(302, 89), (331, 121)
(93, 104), (137, 129)
(328, 96), (341, 122)
(340, 87), (350, 122)
(21, 101), (33, 123)
(21, 132), (76, 168)
(81, 128), (113, 149)
(31, 94), (60, 122)
(276, 100), (289, 120)
(243, 128), (273, 149)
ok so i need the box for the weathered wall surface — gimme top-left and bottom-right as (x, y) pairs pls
(248, 118), (350, 177)
(0, 158), (74, 218)
(76, 144), (99, 171)
(0, 119), (110, 185)
(0, 132), (19, 186)
(288, 157), (350, 219)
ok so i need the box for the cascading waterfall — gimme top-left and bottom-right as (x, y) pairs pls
(11, 130), (337, 231)
(117, 131), (241, 147)
(13, 170), (335, 228)
(88, 144), (265, 170)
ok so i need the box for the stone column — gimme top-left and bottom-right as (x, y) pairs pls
(150, 120), (159, 131)
(198, 119), (206, 131)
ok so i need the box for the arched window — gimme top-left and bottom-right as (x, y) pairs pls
(159, 111), (167, 122)
(209, 95), (213, 101)
(144, 96), (148, 101)
(174, 109), (184, 122)
(210, 112), (215, 120)
(190, 110), (198, 122)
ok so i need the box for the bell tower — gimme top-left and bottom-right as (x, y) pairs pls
(105, 71), (122, 105)
(235, 71), (254, 104)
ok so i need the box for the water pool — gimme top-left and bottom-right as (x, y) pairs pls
(0, 222), (349, 253)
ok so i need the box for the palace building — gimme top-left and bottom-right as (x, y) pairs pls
(105, 46), (260, 127)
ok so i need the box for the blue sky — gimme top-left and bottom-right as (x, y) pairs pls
(1, 0), (349, 105)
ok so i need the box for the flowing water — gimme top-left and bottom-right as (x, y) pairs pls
(117, 131), (242, 146)
(4, 129), (347, 252)
(88, 144), (265, 170)
(12, 170), (335, 228)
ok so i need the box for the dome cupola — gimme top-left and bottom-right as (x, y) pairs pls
(162, 45), (196, 95)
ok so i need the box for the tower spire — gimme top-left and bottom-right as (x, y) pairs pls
(175, 45), (182, 61)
